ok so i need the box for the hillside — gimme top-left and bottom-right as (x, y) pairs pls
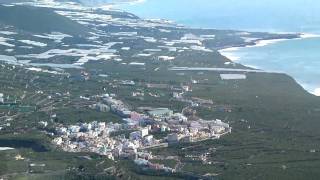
(0, 1), (319, 180)
(0, 5), (88, 36)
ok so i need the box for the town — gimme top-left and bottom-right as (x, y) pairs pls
(1, 1), (316, 179)
(52, 92), (231, 172)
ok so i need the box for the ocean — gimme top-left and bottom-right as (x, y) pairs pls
(118, 0), (320, 96)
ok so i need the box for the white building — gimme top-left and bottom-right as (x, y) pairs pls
(172, 113), (188, 122)
(144, 135), (154, 143)
(69, 126), (81, 133)
(98, 122), (106, 131)
(173, 92), (183, 99)
(211, 126), (225, 134)
(160, 125), (167, 132)
(215, 119), (230, 128)
(57, 127), (68, 135)
(158, 56), (175, 61)
(53, 137), (63, 145)
(39, 121), (48, 127)
(182, 85), (192, 92)
(220, 74), (247, 80)
(148, 108), (173, 119)
(140, 127), (149, 137)
(0, 93), (4, 103)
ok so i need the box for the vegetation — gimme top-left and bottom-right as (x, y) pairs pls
(0, 2), (318, 180)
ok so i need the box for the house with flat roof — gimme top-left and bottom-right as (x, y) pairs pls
(147, 108), (173, 119)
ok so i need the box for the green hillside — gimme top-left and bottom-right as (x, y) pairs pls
(0, 5), (89, 36)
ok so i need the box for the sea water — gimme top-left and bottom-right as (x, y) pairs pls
(219, 37), (320, 95)
(119, 0), (320, 95)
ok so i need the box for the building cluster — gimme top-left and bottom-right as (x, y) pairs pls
(166, 119), (231, 144)
(91, 93), (134, 118)
(134, 158), (175, 173)
(53, 119), (164, 161)
(52, 93), (231, 173)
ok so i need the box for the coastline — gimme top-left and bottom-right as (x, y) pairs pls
(219, 33), (320, 59)
(218, 33), (320, 96)
(218, 36), (301, 62)
(219, 35), (299, 60)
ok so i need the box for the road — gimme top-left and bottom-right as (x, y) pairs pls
(169, 67), (282, 73)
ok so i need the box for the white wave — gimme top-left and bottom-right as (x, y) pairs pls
(242, 38), (289, 48)
(219, 36), (295, 62)
(220, 52), (240, 61)
(300, 33), (320, 39)
(314, 88), (320, 96)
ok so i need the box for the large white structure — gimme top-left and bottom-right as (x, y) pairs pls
(215, 119), (230, 128)
(0, 93), (4, 103)
(140, 127), (149, 137)
(148, 108), (173, 119)
(220, 74), (247, 80)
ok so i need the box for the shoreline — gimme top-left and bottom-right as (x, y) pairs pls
(218, 33), (320, 96)
(219, 33), (320, 58)
(218, 37), (297, 61)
